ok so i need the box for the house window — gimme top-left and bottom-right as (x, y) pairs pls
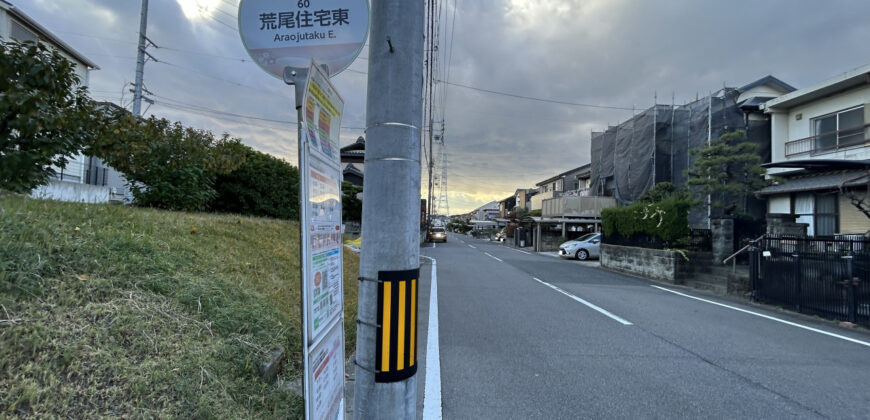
(814, 193), (838, 236)
(10, 20), (38, 43)
(812, 106), (865, 152)
(793, 192), (839, 236)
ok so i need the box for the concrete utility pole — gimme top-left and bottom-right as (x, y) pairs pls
(132, 0), (148, 116)
(354, 0), (425, 417)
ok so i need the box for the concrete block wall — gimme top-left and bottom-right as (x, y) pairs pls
(601, 244), (712, 284)
(31, 180), (110, 203)
(538, 232), (565, 252)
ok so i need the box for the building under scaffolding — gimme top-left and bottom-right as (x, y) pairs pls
(590, 76), (795, 227)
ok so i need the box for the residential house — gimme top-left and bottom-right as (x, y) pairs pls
(514, 188), (536, 212)
(473, 201), (500, 222)
(531, 165), (591, 211)
(758, 64), (870, 236)
(516, 164), (618, 252)
(340, 136), (365, 186)
(498, 195), (516, 218)
(0, 2), (136, 203)
(590, 75), (795, 227)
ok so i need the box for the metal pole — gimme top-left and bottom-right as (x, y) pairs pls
(749, 239), (759, 302)
(707, 92), (712, 229)
(792, 253), (801, 313)
(132, 0), (148, 116)
(845, 253), (856, 323)
(652, 96), (659, 187)
(355, 0), (424, 417)
(282, 66), (310, 419)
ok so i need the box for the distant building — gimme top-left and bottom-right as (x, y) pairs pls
(472, 201), (500, 222)
(514, 188), (536, 212)
(342, 163), (363, 186)
(531, 165), (592, 211)
(340, 136), (365, 186)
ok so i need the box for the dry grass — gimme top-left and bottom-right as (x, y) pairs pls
(0, 194), (359, 418)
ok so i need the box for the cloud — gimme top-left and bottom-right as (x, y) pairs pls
(18, 0), (870, 215)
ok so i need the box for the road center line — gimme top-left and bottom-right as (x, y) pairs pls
(651, 285), (870, 348)
(420, 255), (442, 419)
(533, 277), (632, 325)
(484, 252), (503, 262)
(468, 244), (476, 249)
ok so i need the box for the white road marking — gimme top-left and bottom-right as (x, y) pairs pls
(651, 285), (870, 348)
(468, 244), (476, 249)
(533, 277), (633, 325)
(484, 252), (503, 262)
(420, 255), (442, 419)
(507, 246), (531, 255)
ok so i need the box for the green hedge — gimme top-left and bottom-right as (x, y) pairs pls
(601, 197), (691, 243)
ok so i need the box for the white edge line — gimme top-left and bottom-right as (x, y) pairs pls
(484, 252), (503, 262)
(510, 247), (531, 255)
(533, 277), (633, 326)
(421, 255), (442, 419)
(651, 285), (870, 348)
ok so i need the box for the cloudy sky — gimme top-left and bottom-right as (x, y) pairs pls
(19, 0), (870, 214)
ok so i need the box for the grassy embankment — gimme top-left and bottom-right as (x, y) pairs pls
(0, 194), (359, 418)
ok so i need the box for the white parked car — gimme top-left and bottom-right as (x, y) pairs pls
(558, 233), (601, 260)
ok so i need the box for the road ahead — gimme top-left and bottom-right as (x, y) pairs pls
(417, 232), (870, 419)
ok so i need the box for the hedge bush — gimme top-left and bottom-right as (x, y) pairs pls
(211, 147), (299, 219)
(601, 196), (691, 243)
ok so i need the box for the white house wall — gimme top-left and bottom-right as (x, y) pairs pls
(767, 195), (791, 214)
(738, 85), (789, 104)
(0, 10), (9, 38)
(769, 85), (870, 175)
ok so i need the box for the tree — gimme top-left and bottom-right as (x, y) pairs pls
(637, 182), (691, 204)
(88, 111), (245, 211)
(341, 181), (363, 222)
(685, 130), (772, 216)
(211, 147), (300, 219)
(0, 41), (97, 192)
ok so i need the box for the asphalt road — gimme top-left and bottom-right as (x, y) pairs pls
(416, 232), (870, 419)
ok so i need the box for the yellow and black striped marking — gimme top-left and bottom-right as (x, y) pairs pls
(375, 268), (419, 383)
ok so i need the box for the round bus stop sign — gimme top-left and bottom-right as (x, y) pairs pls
(238, 0), (369, 78)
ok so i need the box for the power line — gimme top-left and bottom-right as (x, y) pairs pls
(155, 60), (262, 90)
(152, 94), (365, 131)
(440, 80), (636, 111)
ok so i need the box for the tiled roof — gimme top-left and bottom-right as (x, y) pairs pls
(757, 170), (868, 195)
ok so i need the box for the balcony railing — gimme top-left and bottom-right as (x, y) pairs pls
(784, 123), (870, 157)
(541, 195), (617, 218)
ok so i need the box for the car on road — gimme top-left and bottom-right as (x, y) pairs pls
(558, 233), (601, 260)
(427, 227), (447, 243)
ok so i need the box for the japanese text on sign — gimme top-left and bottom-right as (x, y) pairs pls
(258, 9), (350, 29)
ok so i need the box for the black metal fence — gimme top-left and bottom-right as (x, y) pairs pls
(602, 228), (712, 252)
(754, 236), (870, 327)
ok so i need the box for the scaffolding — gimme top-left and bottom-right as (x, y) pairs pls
(590, 88), (771, 227)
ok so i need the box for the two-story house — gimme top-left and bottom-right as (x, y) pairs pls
(531, 165), (590, 211)
(758, 64), (870, 236)
(2, 1), (132, 203)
